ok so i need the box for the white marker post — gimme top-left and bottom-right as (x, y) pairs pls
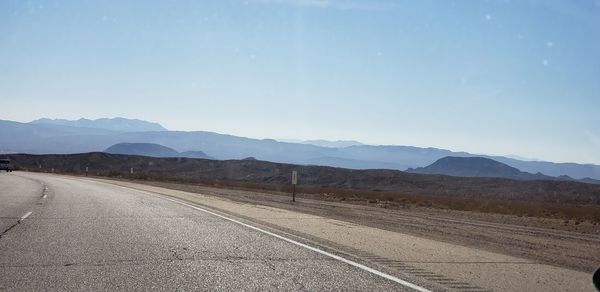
(291, 171), (298, 202)
(130, 167), (134, 175)
(85, 166), (88, 177)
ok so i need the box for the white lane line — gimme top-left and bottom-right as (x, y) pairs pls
(159, 196), (432, 292)
(19, 211), (32, 221)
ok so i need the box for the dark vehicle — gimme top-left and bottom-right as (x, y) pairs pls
(0, 159), (13, 172)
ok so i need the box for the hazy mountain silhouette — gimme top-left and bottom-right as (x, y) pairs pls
(105, 143), (213, 159)
(2, 118), (600, 180)
(105, 143), (180, 157)
(300, 140), (364, 148)
(31, 117), (167, 132)
(408, 156), (556, 180)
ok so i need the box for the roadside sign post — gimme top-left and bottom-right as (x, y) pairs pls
(85, 166), (88, 176)
(291, 171), (297, 202)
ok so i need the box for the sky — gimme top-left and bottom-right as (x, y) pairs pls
(1, 0), (600, 164)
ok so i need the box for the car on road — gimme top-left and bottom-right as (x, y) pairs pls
(0, 158), (13, 172)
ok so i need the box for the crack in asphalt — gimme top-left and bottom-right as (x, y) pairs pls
(0, 220), (21, 239)
(0, 183), (46, 239)
(169, 247), (188, 261)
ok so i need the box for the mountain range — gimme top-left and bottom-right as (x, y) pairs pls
(30, 118), (167, 132)
(1, 117), (599, 180)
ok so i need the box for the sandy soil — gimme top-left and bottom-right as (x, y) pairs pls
(117, 179), (600, 274)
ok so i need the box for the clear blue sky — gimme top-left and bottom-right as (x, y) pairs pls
(1, 0), (599, 164)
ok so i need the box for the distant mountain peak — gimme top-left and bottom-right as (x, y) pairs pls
(30, 117), (167, 132)
(408, 156), (553, 180)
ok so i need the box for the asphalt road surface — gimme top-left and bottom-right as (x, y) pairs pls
(0, 172), (428, 291)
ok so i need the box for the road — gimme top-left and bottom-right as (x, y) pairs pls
(0, 172), (427, 291)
